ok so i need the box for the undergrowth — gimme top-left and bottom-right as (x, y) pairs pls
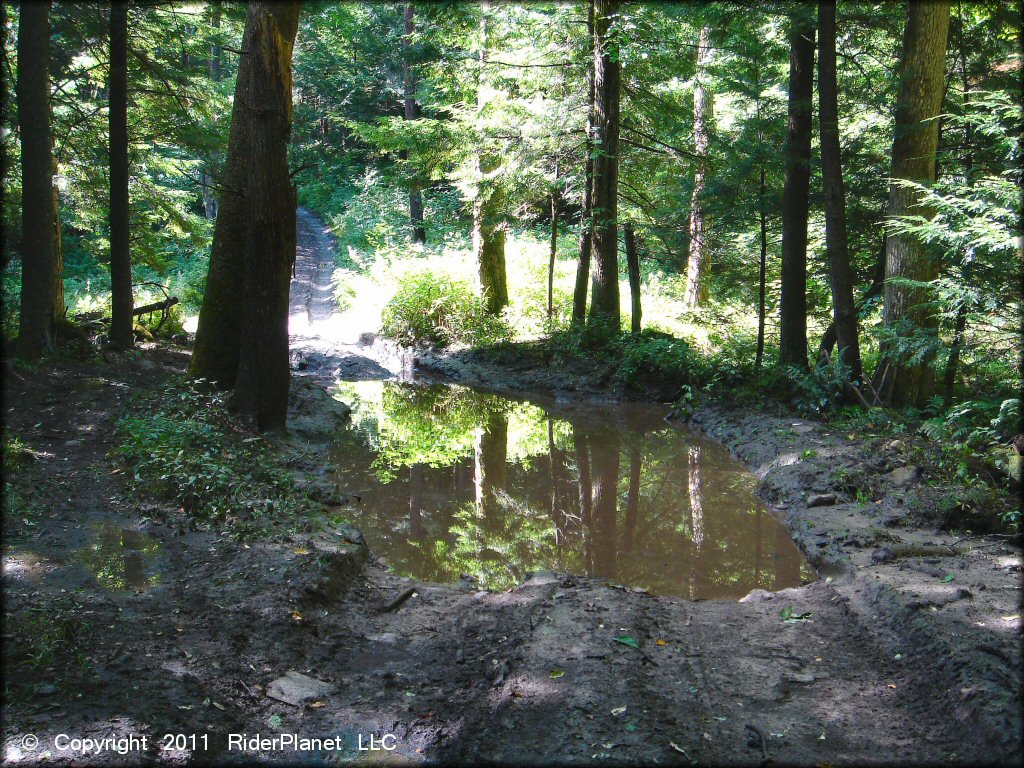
(113, 378), (320, 537)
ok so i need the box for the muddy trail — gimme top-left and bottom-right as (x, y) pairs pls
(3, 210), (1021, 766)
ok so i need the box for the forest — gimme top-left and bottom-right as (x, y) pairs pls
(1, 1), (1022, 765)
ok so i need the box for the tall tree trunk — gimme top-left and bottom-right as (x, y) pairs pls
(624, 222), (641, 333)
(590, 425), (619, 579)
(587, 0), (620, 332)
(817, 0), (862, 384)
(230, 2), (301, 431)
(683, 25), (713, 310)
(473, 4), (508, 315)
(819, 236), (886, 359)
(778, 9), (815, 370)
(201, 1), (222, 222)
(403, 3), (426, 244)
(108, 1), (134, 349)
(571, 0), (596, 326)
(548, 178), (558, 318)
(16, 0), (57, 357)
(192, 2), (291, 386)
(51, 141), (64, 325)
(877, 0), (951, 408)
(755, 167), (768, 371)
(942, 10), (972, 408)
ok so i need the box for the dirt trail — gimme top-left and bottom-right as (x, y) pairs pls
(286, 207), (410, 382)
(2, 210), (1019, 765)
(290, 207), (339, 328)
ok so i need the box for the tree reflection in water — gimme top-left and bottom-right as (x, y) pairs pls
(328, 381), (812, 598)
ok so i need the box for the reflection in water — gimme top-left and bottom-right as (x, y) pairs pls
(328, 381), (813, 600)
(74, 523), (160, 592)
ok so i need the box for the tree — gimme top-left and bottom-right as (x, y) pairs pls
(624, 222), (641, 332)
(473, 2), (508, 315)
(16, 0), (58, 357)
(817, 0), (862, 384)
(403, 3), (426, 244)
(191, 2), (298, 391)
(108, 0), (134, 349)
(876, 0), (951, 408)
(587, 0), (620, 332)
(230, 2), (302, 431)
(778, 8), (815, 371)
(683, 24), (713, 310)
(572, 0), (596, 326)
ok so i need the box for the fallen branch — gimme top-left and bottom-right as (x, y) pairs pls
(382, 586), (417, 613)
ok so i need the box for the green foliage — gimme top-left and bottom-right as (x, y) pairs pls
(113, 379), (318, 535)
(2, 431), (33, 470)
(782, 358), (857, 416)
(380, 271), (511, 348)
(4, 598), (95, 674)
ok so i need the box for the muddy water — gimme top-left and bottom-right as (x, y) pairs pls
(74, 523), (160, 592)
(327, 381), (813, 599)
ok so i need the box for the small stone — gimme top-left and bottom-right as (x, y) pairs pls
(889, 466), (921, 488)
(266, 671), (334, 707)
(807, 493), (837, 508)
(885, 440), (907, 452)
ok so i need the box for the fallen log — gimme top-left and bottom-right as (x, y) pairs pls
(132, 297), (179, 316)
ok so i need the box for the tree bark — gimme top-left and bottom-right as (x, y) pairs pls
(778, 9), (815, 370)
(876, 1), (954, 409)
(819, 237), (885, 361)
(230, 2), (301, 432)
(587, 0), (620, 332)
(624, 222), (641, 333)
(755, 167), (768, 371)
(877, 0), (951, 408)
(571, 0), (596, 327)
(16, 0), (57, 358)
(403, 3), (426, 244)
(683, 25), (713, 310)
(817, 0), (862, 384)
(191, 2), (297, 388)
(108, 1), (134, 350)
(473, 4), (508, 315)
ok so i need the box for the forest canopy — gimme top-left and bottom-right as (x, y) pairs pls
(1, 0), (1020, 439)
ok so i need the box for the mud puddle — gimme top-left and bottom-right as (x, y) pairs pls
(326, 380), (814, 599)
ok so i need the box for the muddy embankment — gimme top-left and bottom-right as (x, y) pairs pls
(413, 345), (1024, 761)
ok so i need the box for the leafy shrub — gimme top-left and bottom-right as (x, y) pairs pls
(380, 272), (511, 348)
(783, 357), (857, 416)
(113, 379), (317, 533)
(611, 332), (695, 390)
